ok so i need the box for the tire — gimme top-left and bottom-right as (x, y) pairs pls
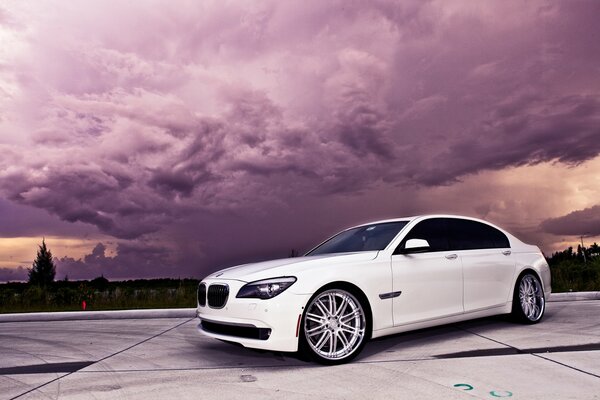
(511, 272), (546, 324)
(299, 288), (369, 365)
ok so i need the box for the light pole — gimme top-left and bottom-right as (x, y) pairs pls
(580, 235), (587, 264)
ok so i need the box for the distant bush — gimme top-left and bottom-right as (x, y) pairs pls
(547, 244), (600, 292)
(90, 275), (109, 291)
(0, 278), (199, 313)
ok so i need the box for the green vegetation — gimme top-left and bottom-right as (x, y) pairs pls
(547, 243), (600, 292)
(0, 278), (199, 313)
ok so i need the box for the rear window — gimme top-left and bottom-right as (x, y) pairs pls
(447, 219), (510, 250)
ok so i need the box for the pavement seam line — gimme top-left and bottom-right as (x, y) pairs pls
(531, 353), (600, 380)
(460, 326), (600, 380)
(92, 317), (194, 365)
(72, 357), (438, 373)
(457, 327), (521, 351)
(8, 317), (194, 400)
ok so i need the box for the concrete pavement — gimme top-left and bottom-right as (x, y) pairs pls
(1, 300), (599, 399)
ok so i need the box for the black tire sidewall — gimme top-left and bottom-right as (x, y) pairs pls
(512, 272), (545, 324)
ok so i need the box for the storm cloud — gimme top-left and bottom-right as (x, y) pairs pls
(541, 206), (600, 237)
(1, 0), (599, 279)
(57, 242), (178, 280)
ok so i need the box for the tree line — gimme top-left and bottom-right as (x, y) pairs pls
(546, 242), (600, 292)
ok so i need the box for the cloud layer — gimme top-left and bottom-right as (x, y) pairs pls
(541, 206), (600, 237)
(1, 0), (599, 279)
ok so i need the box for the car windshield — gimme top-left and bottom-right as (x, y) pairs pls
(306, 221), (409, 256)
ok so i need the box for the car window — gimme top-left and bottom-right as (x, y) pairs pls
(396, 218), (449, 253)
(447, 219), (510, 250)
(307, 221), (408, 256)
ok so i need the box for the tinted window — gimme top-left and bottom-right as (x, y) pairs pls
(396, 218), (449, 253)
(447, 219), (510, 250)
(307, 221), (408, 256)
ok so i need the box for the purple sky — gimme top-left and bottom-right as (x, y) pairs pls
(1, 1), (599, 281)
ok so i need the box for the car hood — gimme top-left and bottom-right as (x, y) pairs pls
(204, 252), (379, 282)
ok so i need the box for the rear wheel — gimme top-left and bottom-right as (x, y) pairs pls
(512, 272), (545, 324)
(299, 288), (368, 364)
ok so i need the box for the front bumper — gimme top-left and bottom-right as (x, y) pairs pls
(199, 318), (272, 340)
(196, 278), (311, 352)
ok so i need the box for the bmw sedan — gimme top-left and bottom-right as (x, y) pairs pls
(196, 215), (551, 364)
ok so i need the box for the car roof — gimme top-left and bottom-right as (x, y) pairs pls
(350, 214), (501, 230)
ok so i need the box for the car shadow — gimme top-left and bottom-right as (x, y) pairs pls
(357, 314), (513, 362)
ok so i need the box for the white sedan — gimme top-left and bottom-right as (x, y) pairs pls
(196, 215), (551, 364)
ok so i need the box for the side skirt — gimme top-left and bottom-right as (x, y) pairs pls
(371, 303), (512, 339)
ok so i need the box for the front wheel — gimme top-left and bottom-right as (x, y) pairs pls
(299, 288), (369, 364)
(512, 272), (545, 324)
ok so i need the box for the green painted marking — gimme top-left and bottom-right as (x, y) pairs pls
(490, 390), (513, 397)
(453, 383), (474, 391)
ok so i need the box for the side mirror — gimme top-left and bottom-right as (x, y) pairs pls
(400, 238), (431, 254)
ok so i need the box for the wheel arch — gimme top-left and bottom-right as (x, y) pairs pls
(306, 281), (374, 339)
(517, 267), (542, 280)
(510, 267), (545, 300)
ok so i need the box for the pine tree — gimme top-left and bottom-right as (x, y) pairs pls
(28, 239), (56, 286)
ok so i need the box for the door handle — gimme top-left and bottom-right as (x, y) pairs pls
(502, 250), (511, 256)
(445, 254), (458, 260)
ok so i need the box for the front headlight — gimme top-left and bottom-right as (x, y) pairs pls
(236, 277), (297, 299)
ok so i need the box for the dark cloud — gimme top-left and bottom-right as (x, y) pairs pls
(0, 267), (28, 282)
(148, 169), (197, 198)
(57, 241), (179, 280)
(541, 206), (600, 236)
(0, 198), (96, 237)
(334, 95), (393, 160)
(417, 94), (600, 185)
(2, 163), (170, 239)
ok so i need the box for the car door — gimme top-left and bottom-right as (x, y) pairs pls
(447, 218), (516, 312)
(391, 218), (464, 326)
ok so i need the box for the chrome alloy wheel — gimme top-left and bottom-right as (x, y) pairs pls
(518, 274), (545, 322)
(304, 289), (366, 361)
